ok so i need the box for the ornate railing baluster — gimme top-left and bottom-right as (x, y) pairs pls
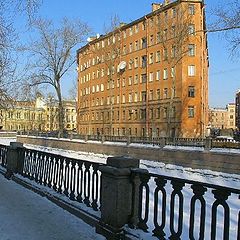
(43, 155), (49, 186)
(152, 177), (167, 239)
(57, 157), (64, 194)
(52, 157), (59, 191)
(35, 152), (41, 183)
(63, 159), (70, 197)
(29, 151), (35, 180)
(83, 162), (91, 207)
(76, 162), (83, 203)
(211, 189), (231, 240)
(38, 153), (44, 185)
(138, 174), (150, 232)
(189, 184), (207, 240)
(47, 155), (54, 188)
(91, 164), (99, 211)
(169, 180), (185, 240)
(70, 159), (76, 201)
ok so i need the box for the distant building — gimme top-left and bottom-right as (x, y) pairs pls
(0, 96), (77, 132)
(77, 0), (209, 138)
(236, 90), (240, 130)
(209, 103), (236, 130)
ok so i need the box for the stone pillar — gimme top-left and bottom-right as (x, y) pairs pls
(5, 142), (24, 179)
(204, 137), (212, 150)
(96, 156), (140, 239)
(159, 137), (166, 148)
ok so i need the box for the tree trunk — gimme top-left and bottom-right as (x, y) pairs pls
(56, 80), (64, 137)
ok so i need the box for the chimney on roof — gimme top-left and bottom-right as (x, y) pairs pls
(152, 3), (161, 12)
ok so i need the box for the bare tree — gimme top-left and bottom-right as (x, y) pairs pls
(210, 0), (240, 57)
(24, 18), (90, 135)
(0, 0), (41, 108)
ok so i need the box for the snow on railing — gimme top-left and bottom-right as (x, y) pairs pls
(130, 169), (240, 239)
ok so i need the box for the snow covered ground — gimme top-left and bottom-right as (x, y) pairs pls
(0, 172), (105, 240)
(0, 137), (239, 239)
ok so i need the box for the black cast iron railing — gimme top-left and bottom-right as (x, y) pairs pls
(130, 170), (240, 240)
(19, 148), (103, 211)
(0, 144), (8, 168)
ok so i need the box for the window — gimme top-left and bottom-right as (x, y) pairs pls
(188, 65), (196, 76)
(163, 29), (168, 40)
(163, 48), (168, 60)
(171, 45), (176, 58)
(141, 91), (147, 102)
(134, 92), (138, 102)
(140, 109), (146, 119)
(142, 55), (147, 68)
(134, 57), (139, 68)
(142, 37), (147, 48)
(135, 24), (139, 33)
(141, 74), (147, 83)
(134, 74), (138, 84)
(129, 59), (133, 69)
(135, 40), (139, 51)
(129, 27), (133, 36)
(172, 7), (176, 18)
(149, 72), (154, 82)
(128, 76), (132, 85)
(156, 89), (160, 99)
(163, 68), (168, 80)
(188, 44), (195, 56)
(149, 17), (154, 27)
(163, 107), (168, 118)
(156, 32), (161, 43)
(149, 53), (154, 64)
(188, 86), (195, 97)
(149, 35), (154, 46)
(156, 51), (161, 62)
(122, 94), (126, 103)
(171, 67), (175, 77)
(189, 4), (195, 15)
(156, 70), (160, 81)
(164, 11), (168, 21)
(142, 21), (146, 30)
(129, 93), (133, 103)
(149, 109), (153, 119)
(188, 24), (195, 35)
(188, 106), (195, 118)
(123, 45), (127, 54)
(163, 88), (168, 98)
(122, 78), (126, 87)
(172, 26), (176, 37)
(129, 43), (133, 53)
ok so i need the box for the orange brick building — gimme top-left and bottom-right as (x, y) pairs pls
(77, 0), (209, 138)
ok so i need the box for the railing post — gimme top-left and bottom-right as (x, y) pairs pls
(204, 137), (212, 150)
(96, 156), (140, 239)
(5, 142), (25, 179)
(159, 137), (166, 148)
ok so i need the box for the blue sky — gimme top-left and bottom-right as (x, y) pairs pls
(17, 0), (240, 107)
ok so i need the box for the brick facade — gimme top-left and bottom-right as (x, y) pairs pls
(77, 0), (209, 138)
